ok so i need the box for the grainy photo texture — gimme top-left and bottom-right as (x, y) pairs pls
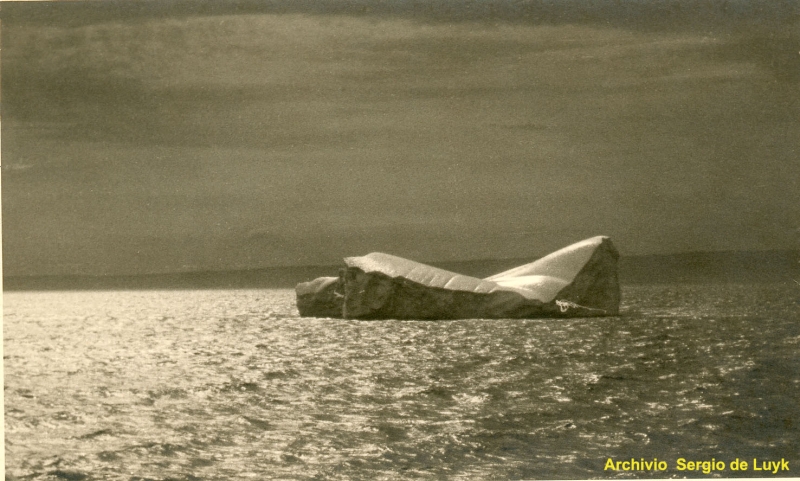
(2, 1), (799, 479)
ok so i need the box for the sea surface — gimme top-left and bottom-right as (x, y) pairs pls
(4, 284), (800, 480)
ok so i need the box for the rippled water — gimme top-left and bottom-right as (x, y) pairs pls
(4, 284), (800, 480)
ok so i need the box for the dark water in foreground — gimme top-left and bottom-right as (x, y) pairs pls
(4, 284), (800, 480)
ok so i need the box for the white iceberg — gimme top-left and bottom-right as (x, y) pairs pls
(296, 236), (620, 319)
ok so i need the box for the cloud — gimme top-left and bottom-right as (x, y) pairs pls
(2, 5), (798, 275)
(4, 0), (796, 30)
(4, 12), (796, 149)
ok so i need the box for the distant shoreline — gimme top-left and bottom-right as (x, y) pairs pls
(4, 250), (798, 291)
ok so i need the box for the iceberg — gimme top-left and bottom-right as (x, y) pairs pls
(295, 236), (620, 319)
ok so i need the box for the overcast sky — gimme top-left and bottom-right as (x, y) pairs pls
(3, 1), (799, 276)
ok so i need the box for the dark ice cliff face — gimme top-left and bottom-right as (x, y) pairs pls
(4, 284), (800, 480)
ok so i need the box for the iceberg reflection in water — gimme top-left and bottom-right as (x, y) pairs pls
(296, 236), (620, 319)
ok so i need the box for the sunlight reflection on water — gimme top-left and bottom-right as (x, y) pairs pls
(4, 284), (800, 480)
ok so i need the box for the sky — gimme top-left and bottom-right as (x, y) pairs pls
(2, 0), (799, 276)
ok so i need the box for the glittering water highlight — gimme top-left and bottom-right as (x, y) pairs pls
(4, 284), (799, 479)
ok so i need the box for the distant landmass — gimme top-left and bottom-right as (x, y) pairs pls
(4, 250), (799, 291)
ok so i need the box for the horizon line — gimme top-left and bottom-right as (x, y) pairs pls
(4, 247), (798, 281)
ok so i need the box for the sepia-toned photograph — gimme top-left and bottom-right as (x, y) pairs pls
(3, 0), (799, 479)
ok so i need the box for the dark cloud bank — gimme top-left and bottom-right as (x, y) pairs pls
(2, 1), (799, 278)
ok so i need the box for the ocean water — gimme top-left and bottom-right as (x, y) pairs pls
(4, 284), (800, 480)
